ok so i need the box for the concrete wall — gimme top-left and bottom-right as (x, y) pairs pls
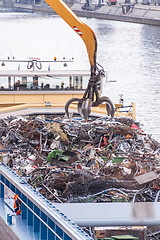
(71, 3), (160, 25)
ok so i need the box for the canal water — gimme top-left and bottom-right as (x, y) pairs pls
(0, 12), (159, 141)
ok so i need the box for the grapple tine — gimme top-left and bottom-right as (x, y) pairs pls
(100, 96), (115, 118)
(77, 100), (83, 115)
(65, 98), (81, 118)
(106, 103), (111, 116)
(81, 98), (92, 119)
(92, 96), (115, 118)
(65, 70), (115, 119)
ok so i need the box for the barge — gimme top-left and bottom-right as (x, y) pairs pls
(0, 0), (159, 237)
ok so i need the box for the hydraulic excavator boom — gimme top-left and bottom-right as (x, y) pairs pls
(44, 0), (115, 119)
(44, 0), (97, 74)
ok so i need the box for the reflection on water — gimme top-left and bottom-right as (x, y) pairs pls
(0, 13), (159, 141)
(87, 19), (160, 141)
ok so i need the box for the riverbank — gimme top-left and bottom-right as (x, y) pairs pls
(71, 3), (160, 25)
(1, 0), (160, 25)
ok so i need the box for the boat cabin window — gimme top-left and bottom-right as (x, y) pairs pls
(0, 75), (89, 91)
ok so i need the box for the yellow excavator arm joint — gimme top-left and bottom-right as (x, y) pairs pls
(44, 0), (97, 74)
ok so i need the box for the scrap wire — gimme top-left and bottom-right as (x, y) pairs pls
(0, 115), (160, 204)
(42, 183), (63, 203)
(97, 141), (117, 173)
(154, 190), (160, 202)
(68, 188), (129, 203)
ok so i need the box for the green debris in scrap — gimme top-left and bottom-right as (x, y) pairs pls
(47, 150), (64, 163)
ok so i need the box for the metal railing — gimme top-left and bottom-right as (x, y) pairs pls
(0, 162), (93, 240)
(1, 180), (64, 240)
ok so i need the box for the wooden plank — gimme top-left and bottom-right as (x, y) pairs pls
(134, 171), (159, 185)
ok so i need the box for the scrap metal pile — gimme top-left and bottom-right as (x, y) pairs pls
(0, 115), (160, 203)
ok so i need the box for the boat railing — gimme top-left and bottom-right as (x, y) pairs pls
(0, 180), (64, 240)
(0, 161), (93, 240)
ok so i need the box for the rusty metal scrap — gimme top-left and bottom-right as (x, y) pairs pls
(0, 115), (160, 203)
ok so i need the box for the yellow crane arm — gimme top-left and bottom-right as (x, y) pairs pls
(44, 0), (115, 120)
(44, 0), (97, 75)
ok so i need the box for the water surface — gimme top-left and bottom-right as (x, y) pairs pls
(0, 12), (159, 141)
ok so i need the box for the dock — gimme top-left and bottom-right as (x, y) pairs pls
(71, 3), (160, 26)
(1, 0), (160, 26)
